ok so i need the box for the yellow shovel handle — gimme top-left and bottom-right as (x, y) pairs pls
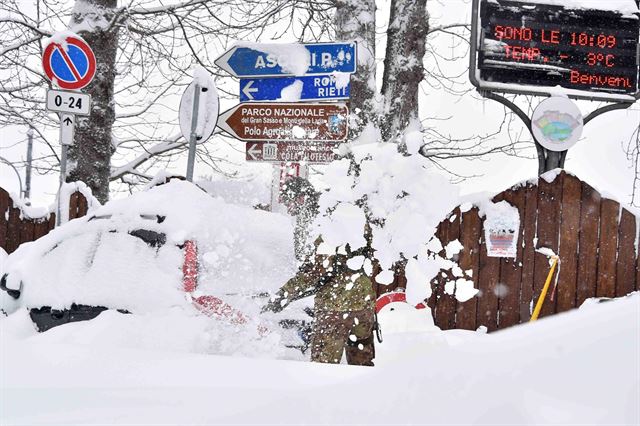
(530, 256), (559, 322)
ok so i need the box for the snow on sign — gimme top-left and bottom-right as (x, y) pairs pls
(483, 200), (520, 258)
(239, 74), (350, 102)
(42, 33), (96, 90)
(217, 103), (348, 142)
(531, 96), (584, 152)
(215, 42), (357, 78)
(474, 0), (640, 101)
(178, 78), (219, 144)
(246, 142), (338, 163)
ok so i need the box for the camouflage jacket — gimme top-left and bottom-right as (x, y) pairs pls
(276, 254), (376, 312)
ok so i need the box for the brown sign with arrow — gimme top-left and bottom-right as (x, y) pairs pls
(246, 141), (338, 163)
(217, 103), (348, 142)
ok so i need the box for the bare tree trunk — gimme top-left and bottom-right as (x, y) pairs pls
(381, 0), (428, 146)
(67, 0), (118, 203)
(335, 0), (377, 140)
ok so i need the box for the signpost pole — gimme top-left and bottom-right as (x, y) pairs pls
(25, 127), (33, 201)
(57, 139), (68, 226)
(186, 84), (201, 182)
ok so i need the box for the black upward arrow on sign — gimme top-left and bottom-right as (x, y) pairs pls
(63, 117), (73, 125)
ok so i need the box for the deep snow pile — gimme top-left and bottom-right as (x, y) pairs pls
(1, 180), (296, 320)
(1, 293), (637, 425)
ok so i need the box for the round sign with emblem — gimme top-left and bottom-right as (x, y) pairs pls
(42, 34), (96, 90)
(531, 96), (584, 152)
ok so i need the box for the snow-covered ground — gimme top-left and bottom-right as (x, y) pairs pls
(1, 293), (638, 425)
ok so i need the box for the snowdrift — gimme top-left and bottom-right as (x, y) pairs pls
(1, 180), (295, 315)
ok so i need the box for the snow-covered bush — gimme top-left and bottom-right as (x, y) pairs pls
(311, 137), (460, 305)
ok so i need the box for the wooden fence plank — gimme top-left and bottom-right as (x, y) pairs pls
(6, 206), (21, 254)
(434, 208), (460, 330)
(495, 189), (525, 329)
(68, 192), (79, 221)
(477, 222), (501, 332)
(557, 174), (582, 312)
(519, 183), (539, 322)
(637, 232), (640, 292)
(0, 188), (9, 251)
(456, 208), (481, 331)
(576, 182), (601, 306)
(33, 217), (52, 240)
(77, 193), (89, 218)
(19, 219), (35, 249)
(596, 199), (619, 298)
(616, 209), (637, 298)
(427, 221), (449, 312)
(532, 173), (563, 318)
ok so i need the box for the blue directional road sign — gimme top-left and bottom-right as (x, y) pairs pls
(239, 75), (350, 102)
(215, 42), (357, 78)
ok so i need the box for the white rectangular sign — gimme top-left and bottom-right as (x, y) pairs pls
(60, 114), (75, 146)
(46, 90), (91, 115)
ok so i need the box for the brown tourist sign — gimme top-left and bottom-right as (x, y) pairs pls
(245, 141), (338, 163)
(217, 102), (348, 142)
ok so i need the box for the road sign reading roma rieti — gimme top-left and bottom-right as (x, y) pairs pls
(217, 103), (348, 142)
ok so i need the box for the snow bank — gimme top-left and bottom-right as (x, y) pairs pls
(2, 292), (637, 425)
(2, 180), (295, 314)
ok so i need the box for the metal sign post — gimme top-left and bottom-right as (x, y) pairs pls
(186, 84), (201, 182)
(178, 72), (220, 182)
(24, 128), (33, 201)
(42, 31), (96, 225)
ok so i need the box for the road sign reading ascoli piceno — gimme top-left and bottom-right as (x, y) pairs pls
(46, 89), (91, 115)
(42, 33), (96, 90)
(217, 103), (348, 142)
(215, 42), (357, 78)
(240, 74), (350, 102)
(246, 142), (338, 163)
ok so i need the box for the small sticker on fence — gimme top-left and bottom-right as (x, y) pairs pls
(484, 200), (520, 258)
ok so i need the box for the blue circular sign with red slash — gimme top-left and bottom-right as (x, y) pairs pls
(42, 35), (96, 90)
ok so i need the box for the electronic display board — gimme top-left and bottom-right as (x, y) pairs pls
(477, 0), (640, 98)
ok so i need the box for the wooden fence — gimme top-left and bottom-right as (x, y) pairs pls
(375, 171), (639, 332)
(0, 187), (89, 254)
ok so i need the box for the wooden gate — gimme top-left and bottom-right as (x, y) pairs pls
(376, 171), (639, 332)
(0, 187), (89, 254)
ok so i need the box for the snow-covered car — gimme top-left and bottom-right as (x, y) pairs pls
(1, 180), (297, 333)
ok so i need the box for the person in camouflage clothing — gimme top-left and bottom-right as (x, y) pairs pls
(262, 241), (377, 366)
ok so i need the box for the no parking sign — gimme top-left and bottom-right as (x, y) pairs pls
(42, 34), (96, 90)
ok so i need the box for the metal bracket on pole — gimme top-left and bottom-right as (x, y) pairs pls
(186, 84), (201, 182)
